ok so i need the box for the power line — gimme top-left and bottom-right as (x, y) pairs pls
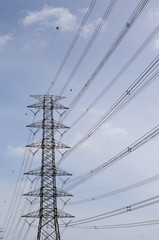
(59, 0), (118, 96)
(64, 124), (159, 191)
(4, 2), (157, 239)
(9, 179), (38, 240)
(4, 130), (35, 235)
(57, 55), (159, 166)
(67, 24), (159, 130)
(63, 195), (159, 226)
(46, 0), (98, 94)
(60, 0), (150, 122)
(3, 0), (98, 232)
(4, 112), (40, 239)
(67, 219), (159, 229)
(67, 174), (159, 205)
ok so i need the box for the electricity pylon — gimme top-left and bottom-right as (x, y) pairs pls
(22, 95), (74, 240)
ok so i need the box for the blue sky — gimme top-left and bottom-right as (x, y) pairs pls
(0, 0), (159, 239)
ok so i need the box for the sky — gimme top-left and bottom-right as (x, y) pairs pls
(0, 0), (159, 239)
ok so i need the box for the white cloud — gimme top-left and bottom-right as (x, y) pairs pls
(81, 18), (107, 38)
(22, 39), (47, 51)
(7, 145), (25, 157)
(147, 8), (159, 26)
(151, 38), (159, 51)
(148, 8), (159, 19)
(103, 124), (128, 138)
(79, 8), (89, 14)
(0, 34), (12, 48)
(87, 107), (105, 123)
(81, 18), (101, 38)
(138, 231), (148, 238)
(76, 123), (128, 156)
(22, 6), (77, 32)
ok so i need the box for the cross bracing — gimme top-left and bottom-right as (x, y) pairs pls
(23, 95), (74, 240)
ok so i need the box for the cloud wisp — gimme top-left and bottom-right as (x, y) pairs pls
(0, 34), (12, 49)
(148, 8), (159, 22)
(22, 6), (77, 32)
(151, 38), (159, 51)
(6, 145), (25, 157)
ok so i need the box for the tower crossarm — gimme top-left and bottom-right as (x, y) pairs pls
(30, 95), (65, 102)
(23, 187), (73, 197)
(26, 139), (70, 149)
(28, 102), (68, 110)
(27, 120), (69, 129)
(24, 166), (72, 176)
(22, 208), (74, 219)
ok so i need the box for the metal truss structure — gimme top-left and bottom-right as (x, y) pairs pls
(22, 95), (74, 240)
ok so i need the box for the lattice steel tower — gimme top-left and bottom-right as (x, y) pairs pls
(22, 95), (73, 240)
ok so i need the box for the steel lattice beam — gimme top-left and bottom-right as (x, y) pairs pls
(23, 95), (74, 240)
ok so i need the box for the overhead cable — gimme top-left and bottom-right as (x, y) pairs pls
(68, 24), (159, 129)
(57, 55), (159, 166)
(67, 173), (159, 205)
(64, 123), (159, 191)
(60, 0), (150, 122)
(3, 124), (36, 236)
(62, 195), (159, 226)
(67, 219), (159, 229)
(46, 0), (98, 94)
(4, 113), (39, 239)
(59, 0), (118, 95)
